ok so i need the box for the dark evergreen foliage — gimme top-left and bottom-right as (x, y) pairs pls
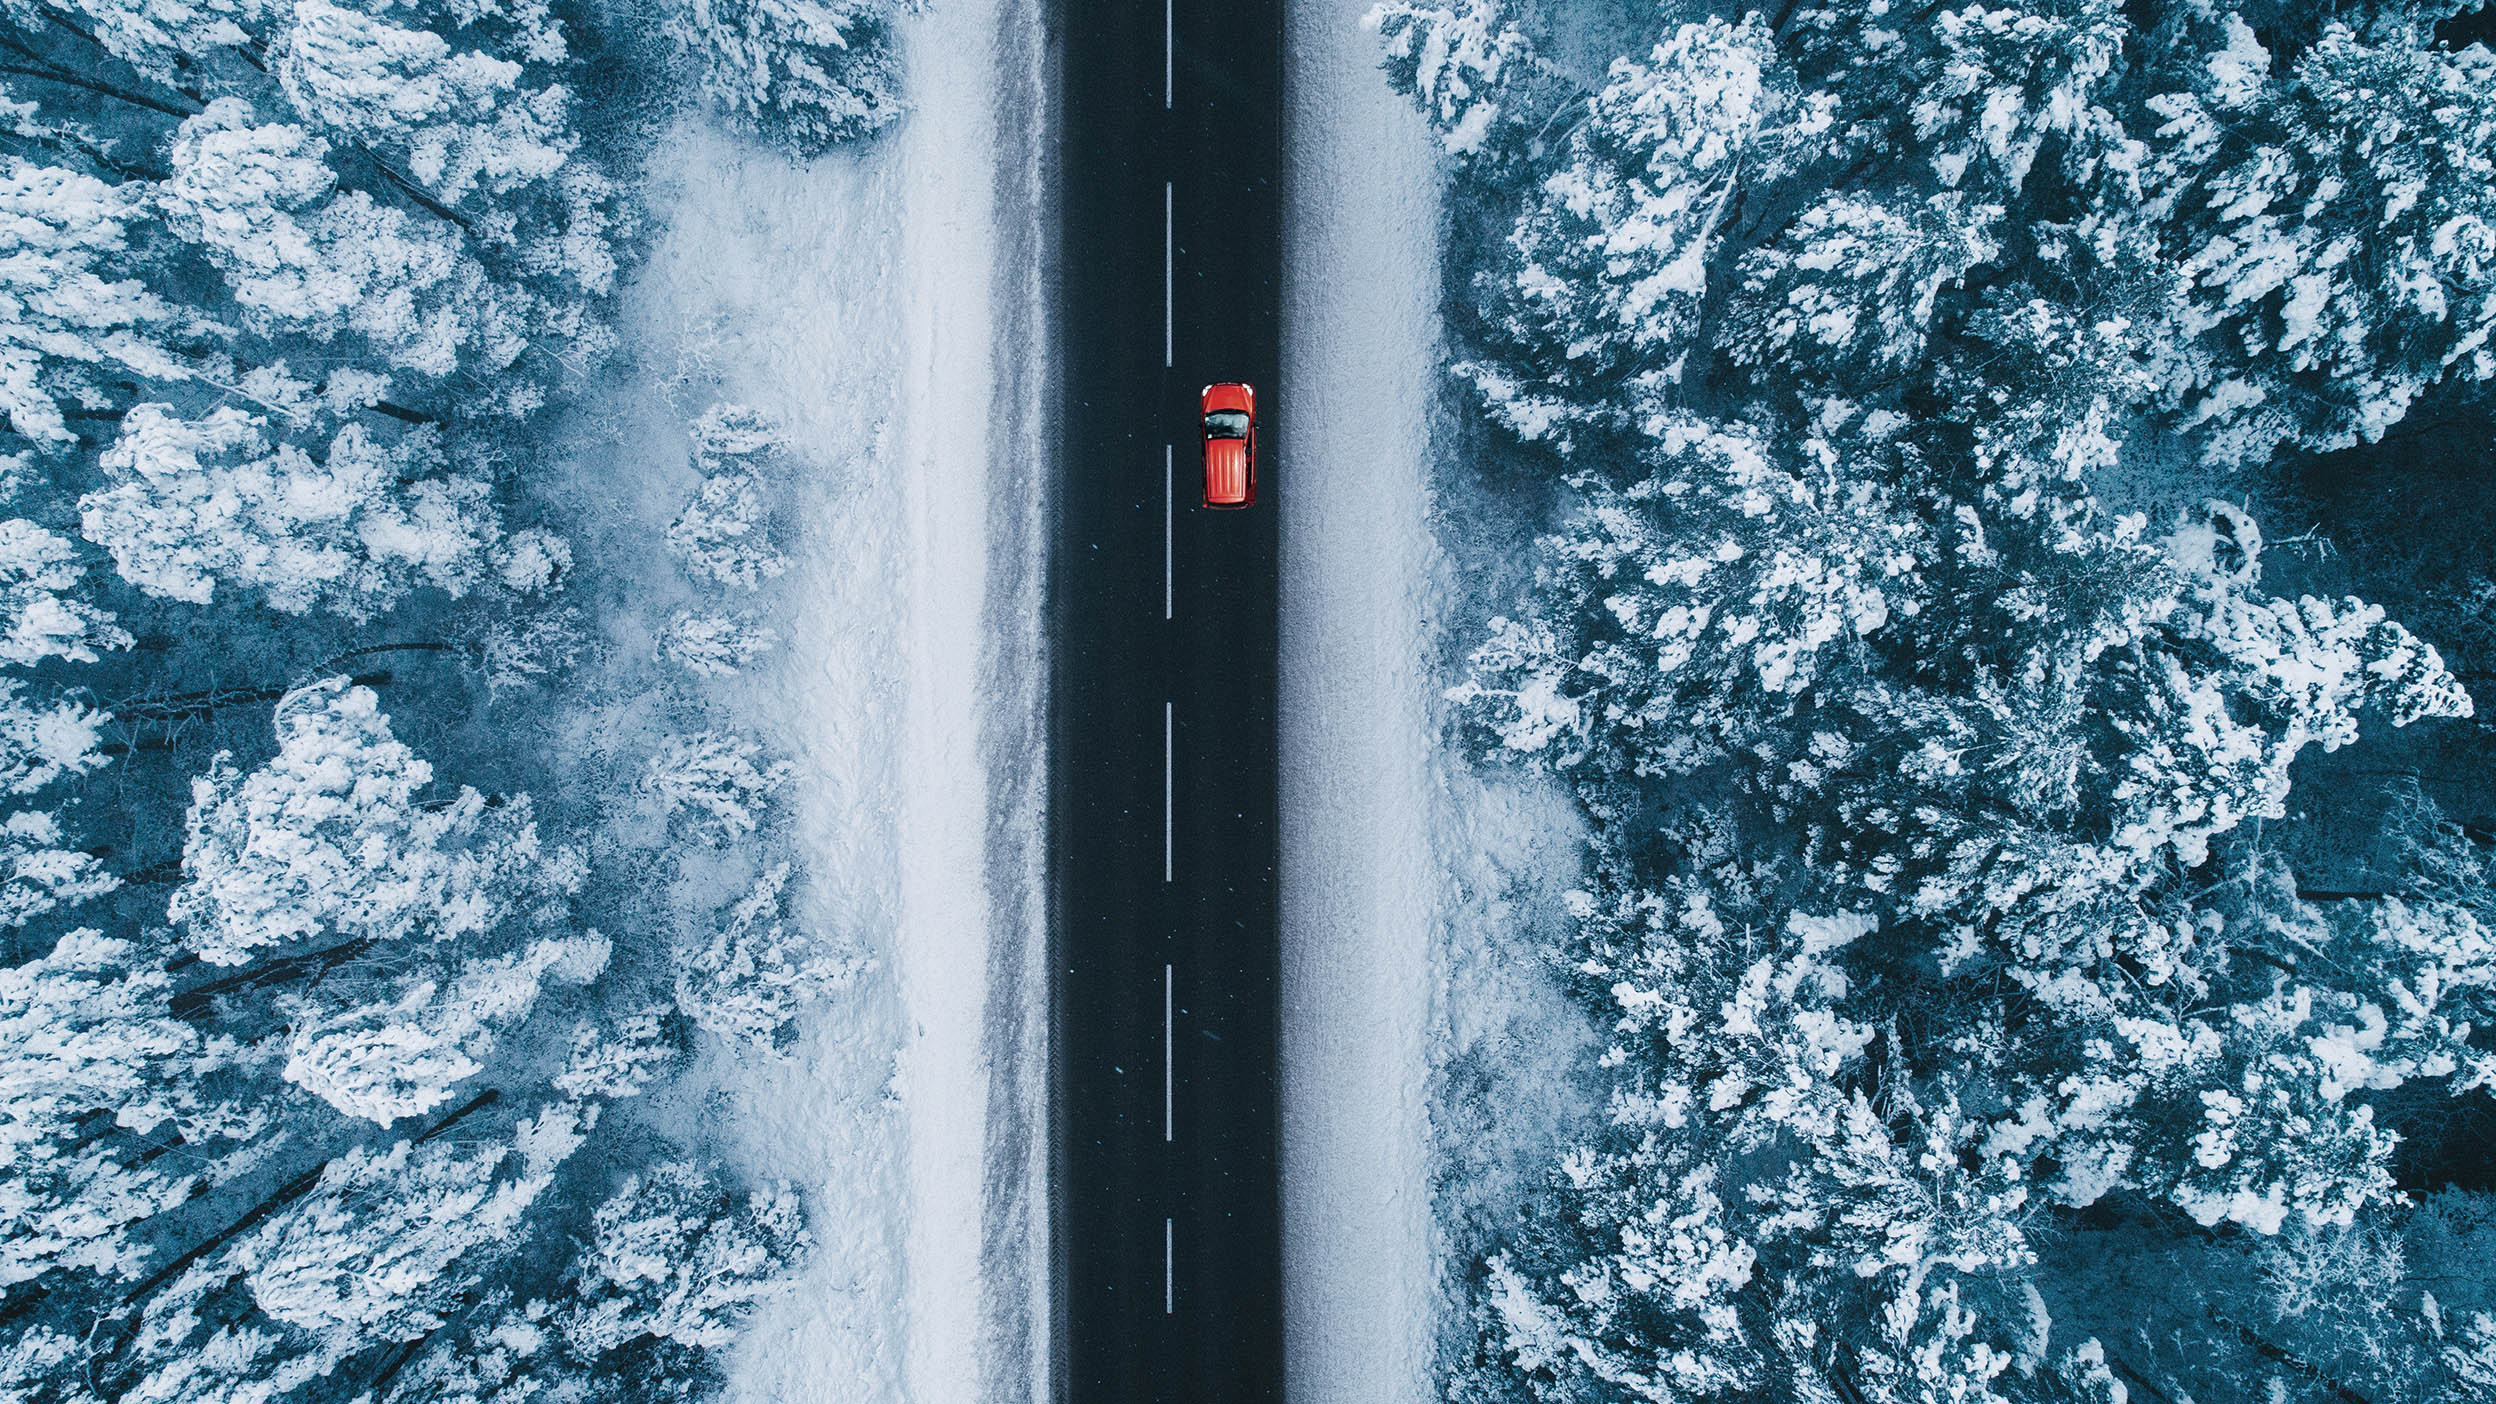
(1384, 1), (2496, 1399)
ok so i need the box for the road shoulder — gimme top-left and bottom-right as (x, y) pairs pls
(1278, 5), (1445, 1401)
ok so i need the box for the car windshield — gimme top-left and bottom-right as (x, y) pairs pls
(1204, 409), (1250, 439)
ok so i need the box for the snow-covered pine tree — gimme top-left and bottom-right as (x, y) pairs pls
(1475, 1159), (1762, 1401)
(658, 610), (778, 677)
(161, 99), (525, 380)
(1722, 191), (1999, 392)
(641, 731), (789, 842)
(667, 407), (792, 593)
(1786, 0), (2131, 198)
(1364, 0), (1549, 162)
(169, 676), (575, 966)
(9, 0), (271, 83)
(0, 679), (115, 927)
(383, 1294), (574, 1404)
(0, 677), (106, 797)
(686, 402), (783, 464)
(673, 862), (851, 1054)
(1479, 848), (2127, 1404)
(0, 927), (248, 1288)
(0, 518), (129, 666)
(233, 1103), (588, 1343)
(493, 527), (572, 595)
(1467, 15), (1828, 448)
(2134, 13), (2496, 468)
(282, 931), (609, 1124)
(561, 1160), (806, 1355)
(0, 157), (195, 447)
(106, 1103), (589, 1404)
(0, 807), (118, 929)
(1447, 411), (1930, 779)
(480, 605), (587, 697)
(0, 1326), (77, 1404)
(666, 469), (787, 592)
(553, 1007), (680, 1099)
(272, 0), (572, 210)
(662, 0), (903, 154)
(82, 404), (500, 619)
(1806, 494), (2470, 989)
(170, 677), (598, 1121)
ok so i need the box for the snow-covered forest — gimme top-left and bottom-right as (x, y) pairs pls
(0, 0), (914, 1399)
(1373, 1), (2496, 1401)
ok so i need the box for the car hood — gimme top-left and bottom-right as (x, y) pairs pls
(1205, 437), (1250, 502)
(1203, 384), (1254, 416)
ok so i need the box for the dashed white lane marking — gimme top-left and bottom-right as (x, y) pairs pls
(1165, 1217), (1175, 1314)
(1164, 962), (1174, 1142)
(1163, 701), (1174, 883)
(1164, 443), (1173, 619)
(1163, 0), (1172, 110)
(1164, 182), (1174, 368)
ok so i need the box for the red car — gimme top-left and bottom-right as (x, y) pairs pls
(1200, 383), (1256, 508)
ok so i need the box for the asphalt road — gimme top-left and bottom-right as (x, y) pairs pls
(1052, 0), (1284, 1400)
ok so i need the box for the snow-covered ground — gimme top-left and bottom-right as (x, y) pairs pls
(1280, 10), (1607, 1401)
(1276, 6), (1445, 1401)
(604, 1), (1053, 1400)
